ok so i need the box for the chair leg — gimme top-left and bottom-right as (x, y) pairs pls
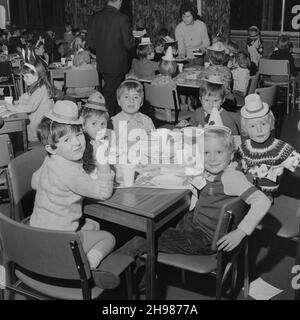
(216, 253), (223, 300)
(243, 242), (249, 299)
(294, 235), (300, 300)
(287, 84), (290, 115)
(230, 256), (238, 298)
(125, 266), (134, 300)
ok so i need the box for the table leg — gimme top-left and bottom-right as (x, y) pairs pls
(21, 120), (28, 151)
(146, 219), (156, 300)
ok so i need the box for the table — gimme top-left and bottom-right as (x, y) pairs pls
(0, 113), (29, 151)
(138, 66), (205, 89)
(84, 187), (190, 299)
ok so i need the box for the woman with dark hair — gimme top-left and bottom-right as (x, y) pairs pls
(175, 2), (210, 60)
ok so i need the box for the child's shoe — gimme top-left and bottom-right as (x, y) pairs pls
(91, 269), (120, 289)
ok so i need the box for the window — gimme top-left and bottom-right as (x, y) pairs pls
(230, 0), (299, 32)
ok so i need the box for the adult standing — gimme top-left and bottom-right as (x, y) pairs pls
(87, 0), (135, 117)
(175, 2), (210, 60)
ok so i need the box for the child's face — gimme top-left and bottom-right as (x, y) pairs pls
(51, 131), (86, 162)
(118, 89), (142, 115)
(147, 51), (155, 60)
(200, 94), (224, 114)
(244, 117), (271, 143)
(35, 46), (44, 56)
(83, 115), (107, 140)
(204, 135), (232, 175)
(23, 72), (38, 86)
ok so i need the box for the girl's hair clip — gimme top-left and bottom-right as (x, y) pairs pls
(24, 62), (37, 73)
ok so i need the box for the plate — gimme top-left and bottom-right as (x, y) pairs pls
(184, 67), (196, 72)
(175, 57), (187, 62)
(151, 175), (184, 187)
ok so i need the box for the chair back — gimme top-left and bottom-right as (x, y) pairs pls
(255, 85), (277, 107)
(0, 61), (13, 78)
(144, 83), (179, 111)
(64, 68), (99, 89)
(0, 134), (14, 168)
(211, 197), (249, 251)
(246, 72), (259, 95)
(7, 146), (46, 220)
(0, 210), (91, 282)
(258, 59), (290, 77)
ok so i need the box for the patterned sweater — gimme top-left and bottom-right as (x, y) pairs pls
(237, 136), (300, 195)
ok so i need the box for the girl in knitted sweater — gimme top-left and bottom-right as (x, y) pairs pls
(237, 94), (300, 197)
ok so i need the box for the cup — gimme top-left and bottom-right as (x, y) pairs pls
(67, 60), (73, 67)
(121, 164), (136, 187)
(204, 62), (210, 68)
(61, 57), (66, 65)
(4, 96), (13, 104)
(177, 63), (184, 73)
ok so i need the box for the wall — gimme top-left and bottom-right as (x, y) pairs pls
(64, 0), (231, 41)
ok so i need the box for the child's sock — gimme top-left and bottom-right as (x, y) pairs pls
(87, 249), (104, 269)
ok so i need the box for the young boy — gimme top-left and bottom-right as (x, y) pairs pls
(29, 100), (119, 289)
(237, 93), (300, 198)
(112, 79), (155, 147)
(189, 75), (241, 136)
(118, 112), (271, 256)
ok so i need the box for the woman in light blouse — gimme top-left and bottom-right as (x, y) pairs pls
(175, 2), (210, 60)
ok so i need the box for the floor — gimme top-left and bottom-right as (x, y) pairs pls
(1, 100), (300, 301)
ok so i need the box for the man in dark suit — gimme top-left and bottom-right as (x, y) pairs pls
(87, 0), (135, 116)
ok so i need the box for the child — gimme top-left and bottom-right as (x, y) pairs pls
(151, 46), (177, 89)
(237, 93), (300, 198)
(225, 40), (239, 70)
(247, 26), (263, 75)
(232, 51), (251, 107)
(112, 79), (155, 138)
(29, 100), (119, 289)
(81, 92), (110, 175)
(118, 115), (271, 257)
(5, 60), (54, 142)
(34, 41), (49, 68)
(269, 34), (297, 81)
(189, 75), (241, 136)
(203, 41), (233, 99)
(129, 38), (159, 78)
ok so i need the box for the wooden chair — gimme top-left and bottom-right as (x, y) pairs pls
(258, 59), (296, 114)
(63, 68), (99, 105)
(255, 85), (277, 107)
(0, 134), (14, 204)
(144, 83), (193, 125)
(7, 146), (46, 221)
(0, 211), (134, 300)
(246, 72), (260, 95)
(255, 85), (281, 138)
(156, 197), (250, 299)
(258, 170), (300, 299)
(0, 61), (19, 99)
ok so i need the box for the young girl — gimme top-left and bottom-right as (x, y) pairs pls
(30, 100), (119, 289)
(129, 38), (159, 78)
(81, 92), (110, 176)
(5, 60), (54, 142)
(232, 51), (251, 107)
(237, 93), (300, 198)
(247, 26), (263, 75)
(34, 41), (49, 68)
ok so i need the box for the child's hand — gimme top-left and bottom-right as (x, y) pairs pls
(216, 229), (246, 252)
(92, 139), (109, 164)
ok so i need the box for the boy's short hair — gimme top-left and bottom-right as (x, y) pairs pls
(199, 80), (226, 100)
(277, 35), (291, 50)
(117, 79), (144, 100)
(208, 49), (226, 65)
(240, 111), (275, 137)
(73, 50), (91, 67)
(81, 107), (109, 122)
(158, 59), (177, 76)
(37, 117), (82, 150)
(136, 43), (154, 60)
(236, 51), (251, 69)
(204, 128), (234, 153)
